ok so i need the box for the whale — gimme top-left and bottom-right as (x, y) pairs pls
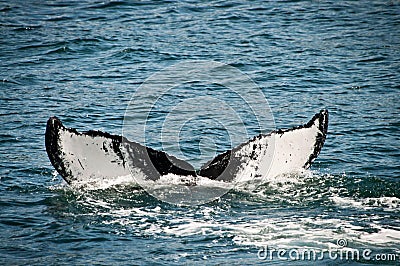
(45, 110), (328, 186)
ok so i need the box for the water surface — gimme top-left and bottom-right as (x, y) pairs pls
(1, 0), (399, 265)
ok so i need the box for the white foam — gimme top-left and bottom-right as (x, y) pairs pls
(359, 227), (400, 245)
(70, 174), (137, 190)
(331, 196), (400, 212)
(51, 172), (399, 253)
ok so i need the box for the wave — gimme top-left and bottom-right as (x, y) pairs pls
(47, 169), (400, 254)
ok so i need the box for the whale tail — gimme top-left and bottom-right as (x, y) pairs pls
(198, 109), (328, 182)
(45, 117), (195, 185)
(45, 117), (130, 184)
(45, 110), (328, 185)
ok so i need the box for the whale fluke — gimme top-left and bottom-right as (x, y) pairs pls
(45, 117), (195, 185)
(198, 110), (328, 182)
(45, 110), (328, 185)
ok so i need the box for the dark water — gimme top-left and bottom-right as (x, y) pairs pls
(1, 0), (399, 265)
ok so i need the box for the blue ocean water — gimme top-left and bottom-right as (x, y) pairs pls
(1, 0), (399, 265)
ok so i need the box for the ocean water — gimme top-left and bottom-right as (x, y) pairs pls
(1, 0), (399, 265)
